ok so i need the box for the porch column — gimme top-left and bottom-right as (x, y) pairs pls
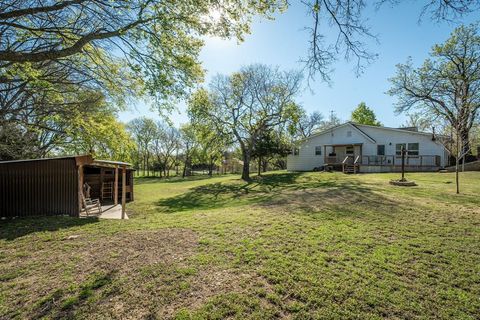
(121, 165), (126, 219)
(114, 165), (119, 205)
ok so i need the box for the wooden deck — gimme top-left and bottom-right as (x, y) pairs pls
(80, 204), (129, 219)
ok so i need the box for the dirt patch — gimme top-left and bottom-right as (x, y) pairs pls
(0, 229), (198, 319)
(159, 268), (249, 318)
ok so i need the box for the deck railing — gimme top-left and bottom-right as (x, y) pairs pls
(360, 155), (441, 167)
(324, 155), (344, 164)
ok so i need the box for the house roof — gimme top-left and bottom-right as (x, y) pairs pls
(352, 122), (440, 137)
(297, 122), (376, 143)
(298, 121), (441, 143)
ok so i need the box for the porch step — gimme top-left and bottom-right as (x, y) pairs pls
(343, 164), (358, 174)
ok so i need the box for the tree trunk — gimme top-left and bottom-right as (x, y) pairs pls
(143, 155), (146, 176)
(258, 157), (261, 176)
(241, 150), (251, 181)
(146, 153), (149, 177)
(182, 157), (189, 178)
(459, 126), (471, 160)
(262, 159), (268, 173)
(456, 129), (460, 194)
(208, 157), (213, 176)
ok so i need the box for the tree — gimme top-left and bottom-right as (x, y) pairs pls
(319, 111), (342, 130)
(0, 48), (142, 160)
(190, 122), (230, 176)
(402, 112), (435, 132)
(189, 64), (303, 181)
(252, 128), (292, 175)
(297, 111), (324, 138)
(0, 0), (284, 108)
(151, 122), (181, 177)
(179, 124), (199, 178)
(127, 117), (157, 176)
(389, 24), (480, 158)
(389, 23), (480, 194)
(351, 102), (381, 126)
(301, 0), (480, 81)
(0, 0), (287, 160)
(60, 106), (135, 162)
(0, 86), (135, 160)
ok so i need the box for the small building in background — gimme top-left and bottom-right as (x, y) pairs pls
(0, 155), (134, 219)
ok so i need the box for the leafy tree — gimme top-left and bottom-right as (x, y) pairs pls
(389, 23), (480, 158)
(252, 128), (292, 175)
(151, 122), (181, 178)
(190, 122), (230, 176)
(179, 124), (199, 178)
(0, 0), (287, 160)
(62, 114), (135, 162)
(389, 23), (480, 193)
(0, 0), (284, 108)
(189, 64), (303, 181)
(0, 87), (134, 160)
(0, 49), (141, 160)
(127, 117), (157, 176)
(351, 102), (381, 126)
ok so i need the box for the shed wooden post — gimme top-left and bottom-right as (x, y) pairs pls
(77, 165), (84, 216)
(121, 165), (126, 219)
(114, 165), (119, 205)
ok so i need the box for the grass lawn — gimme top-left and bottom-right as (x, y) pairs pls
(1, 171), (479, 319)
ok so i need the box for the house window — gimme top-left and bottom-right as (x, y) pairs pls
(396, 143), (407, 155)
(377, 145), (385, 156)
(408, 143), (419, 156)
(347, 131), (352, 137)
(346, 146), (354, 154)
(315, 146), (322, 156)
(292, 147), (299, 156)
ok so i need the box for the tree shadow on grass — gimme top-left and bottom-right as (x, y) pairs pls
(135, 174), (226, 185)
(30, 271), (115, 320)
(0, 216), (99, 241)
(155, 172), (304, 212)
(155, 172), (402, 215)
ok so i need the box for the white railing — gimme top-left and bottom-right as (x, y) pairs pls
(360, 155), (441, 167)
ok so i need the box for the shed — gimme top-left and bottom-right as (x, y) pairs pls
(0, 155), (134, 218)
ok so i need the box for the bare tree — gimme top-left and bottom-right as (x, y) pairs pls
(189, 64), (303, 181)
(389, 24), (480, 158)
(127, 117), (156, 176)
(297, 111), (324, 138)
(152, 122), (181, 178)
(301, 0), (480, 81)
(179, 124), (198, 178)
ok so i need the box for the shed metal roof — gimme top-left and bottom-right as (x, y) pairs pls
(0, 155), (132, 167)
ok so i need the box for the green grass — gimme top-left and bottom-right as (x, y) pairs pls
(1, 171), (479, 319)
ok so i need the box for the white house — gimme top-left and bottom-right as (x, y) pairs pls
(287, 122), (449, 173)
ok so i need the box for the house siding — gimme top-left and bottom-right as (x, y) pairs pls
(287, 123), (447, 172)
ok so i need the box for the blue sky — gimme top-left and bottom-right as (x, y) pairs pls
(119, 1), (478, 128)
